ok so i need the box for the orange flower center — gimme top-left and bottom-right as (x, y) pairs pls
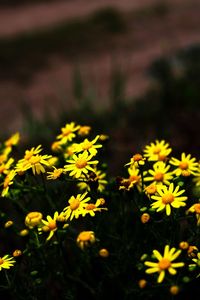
(82, 141), (92, 150)
(145, 184), (157, 195)
(85, 204), (96, 210)
(194, 203), (200, 214)
(129, 175), (140, 183)
(153, 147), (161, 154)
(0, 165), (5, 173)
(53, 169), (62, 178)
(179, 161), (188, 170)
(162, 193), (174, 204)
(158, 154), (166, 161)
(62, 128), (71, 136)
(158, 258), (171, 270)
(24, 151), (33, 160)
(132, 154), (143, 161)
(29, 156), (41, 164)
(0, 258), (4, 265)
(48, 220), (57, 230)
(70, 199), (80, 210)
(75, 158), (87, 169)
(154, 172), (164, 182)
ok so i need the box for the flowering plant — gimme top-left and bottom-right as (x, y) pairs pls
(0, 124), (199, 299)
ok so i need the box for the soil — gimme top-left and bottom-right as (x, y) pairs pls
(0, 0), (199, 133)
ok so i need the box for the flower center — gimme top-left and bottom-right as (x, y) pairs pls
(158, 154), (166, 161)
(70, 199), (80, 210)
(24, 151), (33, 160)
(29, 156), (41, 164)
(48, 220), (57, 230)
(75, 158), (87, 169)
(0, 165), (5, 173)
(85, 204), (96, 210)
(53, 169), (62, 178)
(82, 141), (92, 150)
(162, 193), (174, 204)
(153, 147), (161, 154)
(159, 258), (171, 270)
(62, 128), (71, 136)
(194, 203), (200, 214)
(132, 153), (143, 161)
(154, 172), (164, 182)
(129, 175), (140, 183)
(0, 258), (4, 265)
(179, 161), (188, 170)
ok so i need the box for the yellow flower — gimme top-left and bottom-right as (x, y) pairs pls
(170, 153), (198, 176)
(145, 183), (157, 196)
(13, 250), (22, 257)
(141, 213), (150, 224)
(1, 170), (16, 197)
(125, 153), (146, 167)
(119, 165), (142, 191)
(39, 211), (59, 241)
(78, 126), (91, 136)
(0, 158), (14, 175)
(77, 169), (107, 192)
(4, 132), (20, 148)
(16, 154), (52, 175)
(77, 231), (96, 250)
(151, 183), (187, 216)
(25, 211), (43, 229)
(187, 203), (200, 225)
(0, 147), (11, 164)
(64, 151), (98, 178)
(81, 198), (108, 217)
(0, 255), (16, 271)
(144, 245), (184, 283)
(143, 140), (172, 161)
(63, 192), (91, 221)
(47, 167), (63, 180)
(73, 135), (102, 156)
(144, 161), (173, 186)
(15, 145), (43, 174)
(57, 122), (80, 144)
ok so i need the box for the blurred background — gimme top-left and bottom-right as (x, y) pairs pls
(0, 0), (200, 174)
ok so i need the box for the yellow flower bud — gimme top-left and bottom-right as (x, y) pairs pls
(25, 211), (43, 229)
(141, 213), (150, 224)
(19, 229), (29, 236)
(13, 249), (22, 257)
(179, 241), (189, 250)
(99, 248), (109, 258)
(138, 279), (147, 289)
(4, 220), (13, 228)
(170, 285), (180, 295)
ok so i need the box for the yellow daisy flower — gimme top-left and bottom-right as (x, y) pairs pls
(63, 192), (91, 221)
(76, 231), (96, 250)
(119, 165), (142, 191)
(125, 153), (146, 167)
(16, 154), (52, 175)
(57, 122), (80, 144)
(0, 147), (12, 164)
(73, 135), (102, 156)
(189, 252), (200, 270)
(47, 167), (63, 180)
(170, 153), (198, 176)
(4, 132), (20, 148)
(187, 203), (200, 226)
(0, 255), (16, 271)
(81, 198), (108, 217)
(1, 170), (16, 197)
(64, 151), (98, 178)
(77, 169), (107, 192)
(151, 183), (187, 216)
(144, 161), (173, 186)
(39, 211), (59, 241)
(78, 125), (91, 136)
(144, 245), (184, 283)
(0, 158), (14, 175)
(143, 140), (172, 161)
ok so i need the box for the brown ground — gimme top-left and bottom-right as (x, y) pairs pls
(0, 0), (199, 133)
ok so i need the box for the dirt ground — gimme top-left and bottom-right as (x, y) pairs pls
(0, 0), (199, 133)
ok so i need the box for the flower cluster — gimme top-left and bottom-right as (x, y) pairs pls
(0, 129), (199, 299)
